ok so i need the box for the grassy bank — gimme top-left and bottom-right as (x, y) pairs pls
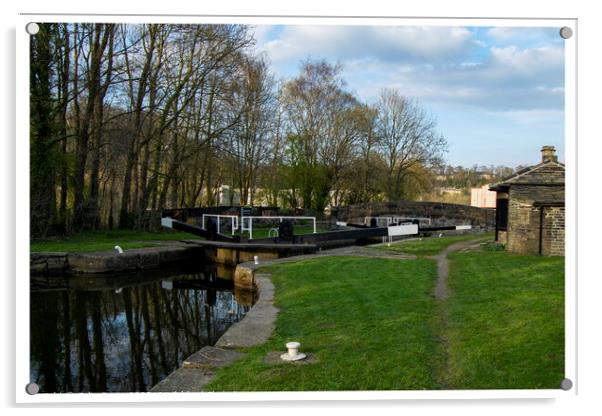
(206, 256), (442, 391)
(379, 233), (493, 256)
(206, 240), (564, 391)
(444, 251), (564, 389)
(30, 229), (201, 253)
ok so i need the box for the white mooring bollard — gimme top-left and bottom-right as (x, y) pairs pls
(254, 255), (259, 265)
(280, 341), (306, 361)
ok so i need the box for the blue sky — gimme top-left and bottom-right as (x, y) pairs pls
(248, 25), (565, 168)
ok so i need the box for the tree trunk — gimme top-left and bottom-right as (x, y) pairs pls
(88, 26), (114, 229)
(73, 24), (111, 231)
(57, 24), (70, 234)
(30, 23), (58, 237)
(119, 24), (158, 229)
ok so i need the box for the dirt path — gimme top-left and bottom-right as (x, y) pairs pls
(428, 237), (488, 387)
(429, 240), (484, 300)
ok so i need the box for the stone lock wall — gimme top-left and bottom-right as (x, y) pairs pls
(506, 185), (565, 256)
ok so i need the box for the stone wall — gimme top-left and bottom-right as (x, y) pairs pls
(497, 230), (508, 245)
(30, 252), (68, 275)
(506, 199), (540, 254)
(335, 201), (495, 230)
(542, 206), (565, 256)
(506, 185), (565, 256)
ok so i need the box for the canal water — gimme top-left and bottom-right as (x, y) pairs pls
(30, 263), (254, 393)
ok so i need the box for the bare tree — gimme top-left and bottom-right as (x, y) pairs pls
(72, 23), (115, 231)
(281, 59), (363, 211)
(30, 24), (453, 238)
(118, 24), (160, 228)
(375, 88), (447, 201)
(226, 55), (276, 206)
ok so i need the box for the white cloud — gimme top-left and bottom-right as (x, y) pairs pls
(487, 27), (561, 43)
(249, 25), (274, 49)
(536, 85), (564, 94)
(490, 45), (564, 72)
(336, 48), (563, 112)
(396, 44), (565, 110)
(255, 25), (473, 64)
(488, 109), (564, 124)
(249, 25), (565, 113)
(488, 27), (522, 40)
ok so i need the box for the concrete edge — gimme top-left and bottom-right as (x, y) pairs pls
(151, 270), (279, 392)
(214, 273), (278, 349)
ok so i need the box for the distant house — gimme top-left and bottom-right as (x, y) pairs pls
(475, 171), (493, 180)
(438, 187), (463, 195)
(218, 185), (242, 206)
(470, 184), (497, 208)
(489, 146), (565, 256)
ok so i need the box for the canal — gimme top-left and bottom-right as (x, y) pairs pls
(30, 263), (254, 393)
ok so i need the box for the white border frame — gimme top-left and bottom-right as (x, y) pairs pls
(15, 14), (577, 403)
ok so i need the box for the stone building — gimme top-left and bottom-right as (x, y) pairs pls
(489, 146), (565, 256)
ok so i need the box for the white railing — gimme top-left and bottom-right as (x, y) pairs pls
(201, 214), (317, 239)
(240, 216), (317, 239)
(201, 214), (239, 235)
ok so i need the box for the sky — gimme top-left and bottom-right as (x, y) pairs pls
(248, 24), (565, 168)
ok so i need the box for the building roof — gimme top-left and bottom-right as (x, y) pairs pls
(489, 160), (565, 192)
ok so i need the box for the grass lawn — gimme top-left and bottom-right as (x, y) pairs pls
(30, 229), (201, 253)
(444, 251), (564, 389)
(205, 256), (442, 391)
(205, 239), (564, 391)
(379, 233), (493, 256)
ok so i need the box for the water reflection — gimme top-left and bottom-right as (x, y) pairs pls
(30, 265), (252, 393)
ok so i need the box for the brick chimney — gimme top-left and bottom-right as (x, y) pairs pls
(541, 145), (558, 163)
